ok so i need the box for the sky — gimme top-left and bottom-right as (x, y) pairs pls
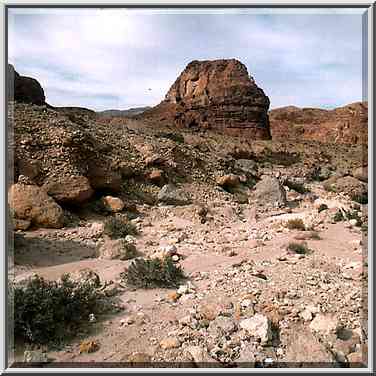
(8, 8), (367, 111)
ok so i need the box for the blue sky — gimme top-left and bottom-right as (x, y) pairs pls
(8, 8), (366, 111)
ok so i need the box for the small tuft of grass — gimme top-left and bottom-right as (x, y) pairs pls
(104, 216), (138, 239)
(318, 204), (328, 213)
(287, 242), (311, 255)
(121, 257), (185, 289)
(285, 218), (306, 231)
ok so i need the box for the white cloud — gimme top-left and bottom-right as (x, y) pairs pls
(8, 8), (365, 111)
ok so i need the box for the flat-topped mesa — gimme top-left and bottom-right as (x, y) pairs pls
(150, 59), (271, 139)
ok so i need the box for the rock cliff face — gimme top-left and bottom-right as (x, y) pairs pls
(143, 59), (271, 139)
(269, 102), (368, 144)
(8, 64), (45, 105)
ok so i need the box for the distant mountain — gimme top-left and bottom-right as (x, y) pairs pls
(97, 106), (152, 118)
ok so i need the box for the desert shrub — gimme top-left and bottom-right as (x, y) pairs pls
(104, 216), (138, 239)
(287, 242), (311, 255)
(346, 210), (363, 227)
(318, 204), (328, 213)
(323, 181), (336, 192)
(361, 223), (368, 235)
(334, 210), (345, 222)
(285, 180), (309, 194)
(285, 218), (306, 230)
(120, 242), (138, 260)
(158, 132), (184, 144)
(351, 193), (368, 205)
(13, 274), (102, 345)
(122, 257), (185, 288)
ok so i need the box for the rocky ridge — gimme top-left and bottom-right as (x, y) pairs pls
(269, 102), (368, 144)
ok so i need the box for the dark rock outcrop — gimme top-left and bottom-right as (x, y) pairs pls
(142, 59), (271, 139)
(8, 64), (45, 105)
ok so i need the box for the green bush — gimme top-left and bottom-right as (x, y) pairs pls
(285, 180), (309, 194)
(361, 223), (368, 234)
(14, 274), (102, 345)
(346, 210), (363, 227)
(122, 257), (185, 288)
(286, 218), (306, 230)
(287, 242), (311, 255)
(351, 193), (368, 205)
(104, 216), (138, 239)
(318, 204), (328, 213)
(334, 210), (345, 222)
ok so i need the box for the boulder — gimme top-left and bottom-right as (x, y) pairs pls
(143, 59), (271, 139)
(71, 268), (101, 287)
(240, 314), (272, 345)
(43, 175), (94, 205)
(216, 174), (241, 189)
(159, 337), (181, 350)
(8, 183), (64, 228)
(157, 184), (191, 205)
(253, 176), (287, 207)
(234, 159), (258, 176)
(332, 176), (367, 197)
(101, 196), (125, 213)
(352, 166), (368, 182)
(186, 346), (221, 367)
(147, 169), (165, 186)
(309, 313), (339, 335)
(98, 238), (137, 260)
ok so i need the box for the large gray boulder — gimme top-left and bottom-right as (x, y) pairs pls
(253, 176), (287, 207)
(157, 184), (191, 206)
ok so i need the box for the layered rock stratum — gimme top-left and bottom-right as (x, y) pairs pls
(142, 59), (271, 139)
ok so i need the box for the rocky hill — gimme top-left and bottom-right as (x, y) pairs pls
(97, 107), (151, 119)
(269, 102), (368, 144)
(8, 64), (45, 105)
(141, 59), (271, 139)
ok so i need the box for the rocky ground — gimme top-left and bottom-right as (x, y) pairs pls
(9, 101), (368, 368)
